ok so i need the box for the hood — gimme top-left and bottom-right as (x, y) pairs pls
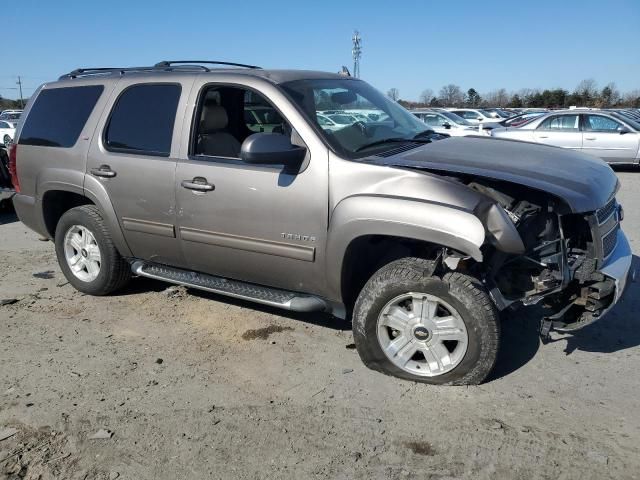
(363, 136), (618, 213)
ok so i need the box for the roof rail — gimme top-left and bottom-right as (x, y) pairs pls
(59, 60), (261, 80)
(59, 66), (161, 80)
(154, 60), (261, 70)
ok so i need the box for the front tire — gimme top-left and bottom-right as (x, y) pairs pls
(54, 205), (131, 295)
(353, 258), (499, 385)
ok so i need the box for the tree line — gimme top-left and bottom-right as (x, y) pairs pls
(0, 96), (25, 110)
(389, 79), (640, 109)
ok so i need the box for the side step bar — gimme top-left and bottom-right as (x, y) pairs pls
(131, 261), (328, 313)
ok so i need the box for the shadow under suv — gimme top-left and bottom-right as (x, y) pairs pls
(8, 60), (633, 385)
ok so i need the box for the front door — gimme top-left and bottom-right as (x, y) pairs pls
(581, 114), (640, 163)
(174, 82), (328, 295)
(533, 113), (582, 150)
(87, 80), (191, 266)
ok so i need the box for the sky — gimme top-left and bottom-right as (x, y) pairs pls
(2, 0), (639, 102)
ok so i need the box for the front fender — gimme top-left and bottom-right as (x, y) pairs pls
(325, 195), (486, 301)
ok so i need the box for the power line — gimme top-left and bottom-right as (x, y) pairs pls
(16, 76), (24, 107)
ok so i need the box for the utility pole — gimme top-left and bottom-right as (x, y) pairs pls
(352, 31), (362, 78)
(16, 76), (24, 108)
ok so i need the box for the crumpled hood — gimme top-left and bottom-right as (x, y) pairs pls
(363, 136), (618, 213)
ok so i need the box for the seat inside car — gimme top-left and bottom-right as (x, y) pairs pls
(197, 104), (241, 158)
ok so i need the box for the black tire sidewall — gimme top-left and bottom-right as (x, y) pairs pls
(54, 207), (119, 295)
(353, 263), (497, 385)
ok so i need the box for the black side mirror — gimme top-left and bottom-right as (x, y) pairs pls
(442, 122), (452, 129)
(240, 133), (307, 165)
(618, 126), (631, 135)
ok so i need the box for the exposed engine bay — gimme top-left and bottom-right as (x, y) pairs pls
(450, 176), (621, 336)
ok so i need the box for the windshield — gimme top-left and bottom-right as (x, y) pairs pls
(0, 113), (21, 121)
(480, 109), (498, 118)
(281, 78), (434, 158)
(611, 112), (640, 131)
(439, 110), (474, 126)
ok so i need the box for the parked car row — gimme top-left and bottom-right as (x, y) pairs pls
(409, 105), (640, 165)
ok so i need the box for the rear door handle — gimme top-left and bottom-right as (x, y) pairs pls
(90, 165), (116, 178)
(537, 135), (549, 139)
(585, 137), (597, 141)
(181, 177), (215, 192)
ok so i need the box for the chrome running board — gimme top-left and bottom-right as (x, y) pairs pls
(131, 260), (327, 313)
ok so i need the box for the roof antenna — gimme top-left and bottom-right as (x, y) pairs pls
(339, 66), (351, 77)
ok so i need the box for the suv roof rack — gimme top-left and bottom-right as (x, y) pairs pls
(59, 60), (261, 80)
(154, 60), (261, 70)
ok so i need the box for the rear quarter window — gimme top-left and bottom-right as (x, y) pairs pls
(19, 85), (104, 147)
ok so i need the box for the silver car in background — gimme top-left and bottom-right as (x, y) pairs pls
(447, 108), (503, 125)
(491, 110), (640, 164)
(411, 109), (484, 136)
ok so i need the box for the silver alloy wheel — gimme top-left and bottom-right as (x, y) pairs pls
(63, 225), (102, 282)
(376, 292), (468, 377)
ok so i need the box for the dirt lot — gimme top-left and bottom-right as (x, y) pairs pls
(1, 172), (639, 480)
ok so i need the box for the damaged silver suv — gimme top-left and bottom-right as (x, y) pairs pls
(9, 61), (633, 385)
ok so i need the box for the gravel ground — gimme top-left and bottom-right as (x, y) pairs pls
(1, 171), (639, 480)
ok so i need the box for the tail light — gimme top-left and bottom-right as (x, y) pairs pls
(8, 143), (19, 192)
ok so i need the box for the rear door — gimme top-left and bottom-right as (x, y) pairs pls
(533, 114), (582, 150)
(86, 78), (193, 267)
(581, 114), (639, 163)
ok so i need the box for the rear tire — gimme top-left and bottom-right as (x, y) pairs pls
(54, 205), (131, 295)
(352, 257), (499, 385)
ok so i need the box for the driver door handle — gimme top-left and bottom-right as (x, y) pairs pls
(181, 177), (215, 192)
(90, 165), (117, 178)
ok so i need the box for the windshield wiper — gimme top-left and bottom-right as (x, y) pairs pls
(412, 129), (437, 140)
(355, 135), (433, 153)
(354, 137), (411, 152)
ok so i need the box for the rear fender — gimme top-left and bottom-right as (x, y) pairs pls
(82, 175), (132, 257)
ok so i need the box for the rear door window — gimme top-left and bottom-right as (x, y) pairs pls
(19, 85), (104, 147)
(105, 84), (181, 156)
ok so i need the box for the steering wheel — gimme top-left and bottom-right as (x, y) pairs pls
(352, 121), (371, 137)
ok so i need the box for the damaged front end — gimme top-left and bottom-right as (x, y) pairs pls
(465, 179), (630, 338)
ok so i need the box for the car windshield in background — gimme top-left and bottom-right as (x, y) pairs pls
(439, 110), (473, 126)
(611, 112), (640, 131)
(281, 78), (431, 158)
(328, 114), (356, 125)
(0, 113), (21, 121)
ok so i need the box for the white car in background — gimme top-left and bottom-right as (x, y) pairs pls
(412, 109), (485, 136)
(0, 120), (16, 146)
(316, 114), (345, 132)
(447, 108), (502, 125)
(491, 110), (640, 165)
